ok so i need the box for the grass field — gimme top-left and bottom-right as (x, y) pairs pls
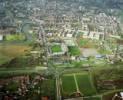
(61, 72), (97, 97)
(76, 38), (97, 48)
(84, 96), (101, 100)
(61, 75), (76, 95)
(40, 79), (55, 98)
(78, 39), (88, 47)
(68, 46), (81, 56)
(0, 44), (31, 57)
(51, 45), (62, 53)
(0, 53), (12, 65)
(6, 34), (25, 41)
(98, 48), (112, 55)
(76, 73), (97, 96)
(0, 44), (31, 65)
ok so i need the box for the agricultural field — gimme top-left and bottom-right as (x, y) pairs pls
(61, 72), (97, 98)
(0, 43), (31, 65)
(0, 53), (12, 65)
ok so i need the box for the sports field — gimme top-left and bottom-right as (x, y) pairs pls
(61, 72), (97, 97)
(61, 75), (76, 95)
(51, 45), (62, 53)
(76, 74), (97, 96)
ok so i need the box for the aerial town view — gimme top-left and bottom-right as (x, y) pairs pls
(0, 0), (123, 100)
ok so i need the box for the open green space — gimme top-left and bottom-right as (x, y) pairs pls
(0, 43), (31, 65)
(76, 73), (97, 96)
(61, 72), (97, 98)
(0, 44), (30, 57)
(61, 75), (76, 96)
(70, 60), (92, 67)
(78, 39), (88, 47)
(6, 34), (26, 41)
(0, 53), (12, 65)
(84, 96), (101, 100)
(3, 56), (40, 68)
(68, 46), (81, 56)
(98, 48), (112, 55)
(51, 45), (62, 53)
(76, 38), (98, 48)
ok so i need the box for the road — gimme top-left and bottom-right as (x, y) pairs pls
(32, 17), (62, 100)
(74, 74), (80, 92)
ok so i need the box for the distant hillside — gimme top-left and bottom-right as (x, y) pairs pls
(57, 0), (123, 9)
(1, 0), (123, 10)
(78, 0), (123, 9)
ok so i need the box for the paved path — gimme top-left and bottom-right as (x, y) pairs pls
(56, 75), (61, 100)
(73, 74), (80, 92)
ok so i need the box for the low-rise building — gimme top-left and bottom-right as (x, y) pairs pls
(0, 34), (3, 41)
(82, 31), (104, 40)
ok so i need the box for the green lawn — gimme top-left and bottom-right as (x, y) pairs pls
(78, 39), (88, 47)
(61, 75), (76, 96)
(40, 79), (55, 98)
(6, 34), (26, 41)
(51, 45), (62, 53)
(70, 61), (91, 67)
(77, 38), (97, 48)
(68, 46), (81, 56)
(61, 72), (97, 98)
(84, 96), (101, 100)
(98, 48), (112, 55)
(76, 73), (97, 96)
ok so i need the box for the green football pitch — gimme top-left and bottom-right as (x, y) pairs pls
(61, 72), (97, 97)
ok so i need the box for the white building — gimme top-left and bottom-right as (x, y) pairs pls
(66, 33), (73, 38)
(0, 35), (3, 41)
(89, 31), (103, 40)
(82, 31), (104, 40)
